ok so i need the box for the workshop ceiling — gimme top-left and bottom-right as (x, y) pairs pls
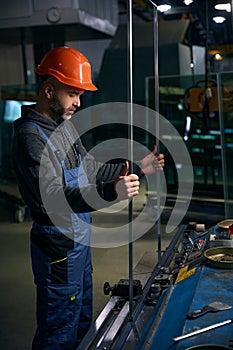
(0, 0), (232, 53)
(119, 0), (233, 48)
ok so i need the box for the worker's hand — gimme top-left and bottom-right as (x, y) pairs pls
(115, 161), (140, 200)
(140, 145), (164, 175)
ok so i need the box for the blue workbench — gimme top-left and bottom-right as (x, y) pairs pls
(143, 264), (233, 349)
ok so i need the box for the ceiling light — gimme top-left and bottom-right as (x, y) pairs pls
(212, 16), (227, 23)
(215, 3), (231, 12)
(157, 5), (171, 12)
(214, 53), (223, 60)
(183, 0), (194, 5)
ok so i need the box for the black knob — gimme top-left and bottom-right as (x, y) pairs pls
(103, 281), (111, 295)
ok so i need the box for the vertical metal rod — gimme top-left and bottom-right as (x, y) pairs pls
(205, 0), (209, 92)
(155, 6), (161, 264)
(217, 74), (228, 217)
(20, 29), (28, 85)
(127, 0), (134, 319)
(203, 0), (209, 126)
(150, 2), (162, 264)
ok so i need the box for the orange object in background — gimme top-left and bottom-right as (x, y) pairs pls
(184, 82), (233, 113)
(188, 86), (219, 113)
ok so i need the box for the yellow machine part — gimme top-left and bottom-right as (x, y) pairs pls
(184, 86), (233, 113)
(188, 86), (218, 113)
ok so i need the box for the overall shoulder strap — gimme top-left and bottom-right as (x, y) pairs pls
(22, 121), (57, 153)
(64, 127), (76, 144)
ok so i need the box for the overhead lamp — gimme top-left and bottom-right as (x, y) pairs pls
(212, 16), (227, 23)
(157, 4), (171, 12)
(183, 0), (194, 5)
(214, 53), (223, 61)
(214, 3), (231, 12)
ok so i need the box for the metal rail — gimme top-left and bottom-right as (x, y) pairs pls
(78, 224), (187, 349)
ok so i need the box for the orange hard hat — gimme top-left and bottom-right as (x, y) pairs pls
(35, 46), (97, 91)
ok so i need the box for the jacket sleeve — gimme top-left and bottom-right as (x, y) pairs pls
(78, 141), (144, 183)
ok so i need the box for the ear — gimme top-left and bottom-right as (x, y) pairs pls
(44, 83), (54, 99)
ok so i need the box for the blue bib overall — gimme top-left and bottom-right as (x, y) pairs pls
(28, 122), (92, 350)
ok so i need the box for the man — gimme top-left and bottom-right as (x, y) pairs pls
(11, 46), (164, 350)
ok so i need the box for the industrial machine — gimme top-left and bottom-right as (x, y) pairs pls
(79, 220), (233, 349)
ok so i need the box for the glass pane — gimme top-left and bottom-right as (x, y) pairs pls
(145, 73), (224, 199)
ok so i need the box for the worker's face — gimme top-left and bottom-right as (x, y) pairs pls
(47, 80), (84, 120)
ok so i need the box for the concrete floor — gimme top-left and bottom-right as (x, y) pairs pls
(0, 187), (225, 350)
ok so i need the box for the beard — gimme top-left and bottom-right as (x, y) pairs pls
(48, 93), (65, 119)
(48, 94), (74, 121)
